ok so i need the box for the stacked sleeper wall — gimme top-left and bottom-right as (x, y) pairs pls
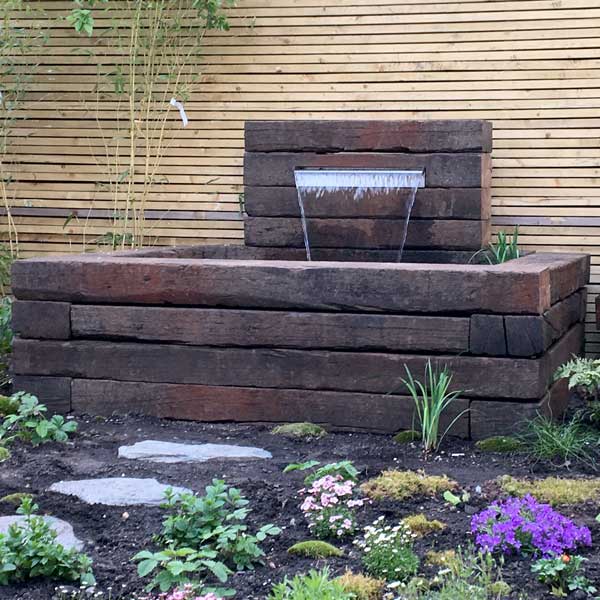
(244, 120), (492, 259)
(10, 250), (589, 438)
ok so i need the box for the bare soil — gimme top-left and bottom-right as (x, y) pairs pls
(0, 415), (598, 600)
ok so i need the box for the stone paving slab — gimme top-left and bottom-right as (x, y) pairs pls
(48, 477), (191, 506)
(118, 440), (272, 463)
(0, 515), (83, 550)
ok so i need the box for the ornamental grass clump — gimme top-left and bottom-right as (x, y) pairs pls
(402, 360), (466, 454)
(354, 516), (419, 583)
(299, 474), (366, 539)
(471, 495), (591, 558)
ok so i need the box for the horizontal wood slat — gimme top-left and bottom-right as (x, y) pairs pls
(3, 0), (599, 354)
(70, 305), (470, 353)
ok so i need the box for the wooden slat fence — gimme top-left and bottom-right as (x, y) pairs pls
(3, 0), (600, 352)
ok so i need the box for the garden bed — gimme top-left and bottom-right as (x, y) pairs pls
(0, 414), (598, 599)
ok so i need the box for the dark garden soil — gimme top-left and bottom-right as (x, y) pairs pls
(0, 415), (598, 600)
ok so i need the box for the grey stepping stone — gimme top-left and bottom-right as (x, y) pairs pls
(0, 515), (83, 550)
(118, 440), (272, 463)
(48, 477), (191, 506)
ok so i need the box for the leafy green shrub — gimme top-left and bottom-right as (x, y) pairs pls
(519, 413), (596, 467)
(354, 517), (419, 583)
(272, 422), (327, 439)
(269, 568), (352, 600)
(555, 356), (600, 401)
(475, 436), (523, 453)
(361, 470), (456, 501)
(402, 360), (466, 454)
(159, 480), (280, 570)
(134, 547), (232, 595)
(0, 297), (13, 387)
(0, 392), (78, 446)
(532, 554), (596, 597)
(135, 480), (280, 592)
(284, 460), (360, 486)
(0, 497), (95, 586)
(287, 540), (343, 558)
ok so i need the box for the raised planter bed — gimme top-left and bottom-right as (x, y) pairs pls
(10, 120), (590, 439)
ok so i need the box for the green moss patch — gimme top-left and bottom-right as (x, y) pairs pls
(336, 571), (385, 600)
(393, 430), (422, 444)
(475, 436), (523, 453)
(287, 540), (343, 559)
(424, 549), (456, 567)
(271, 422), (327, 439)
(0, 493), (33, 506)
(499, 475), (600, 505)
(0, 395), (17, 417)
(361, 470), (456, 501)
(402, 514), (446, 537)
(0, 446), (10, 463)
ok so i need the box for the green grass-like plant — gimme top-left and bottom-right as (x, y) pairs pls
(472, 226), (521, 265)
(361, 470), (456, 501)
(269, 568), (352, 600)
(288, 540), (343, 558)
(0, 497), (95, 586)
(402, 360), (466, 454)
(519, 413), (597, 468)
(272, 422), (327, 439)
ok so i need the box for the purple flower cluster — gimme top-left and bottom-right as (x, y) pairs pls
(471, 495), (591, 558)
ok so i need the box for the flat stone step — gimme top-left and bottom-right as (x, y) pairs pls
(48, 477), (191, 506)
(118, 440), (272, 463)
(0, 515), (83, 550)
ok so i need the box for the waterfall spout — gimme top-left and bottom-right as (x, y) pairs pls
(294, 168), (425, 261)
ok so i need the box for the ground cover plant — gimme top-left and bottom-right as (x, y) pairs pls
(0, 497), (95, 586)
(2, 415), (600, 599)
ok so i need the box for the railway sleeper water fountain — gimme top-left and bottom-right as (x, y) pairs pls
(11, 120), (589, 439)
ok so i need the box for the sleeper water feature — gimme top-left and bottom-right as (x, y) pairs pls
(293, 168), (425, 261)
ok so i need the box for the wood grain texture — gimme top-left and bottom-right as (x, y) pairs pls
(13, 254), (554, 314)
(11, 375), (71, 415)
(244, 216), (490, 250)
(70, 379), (469, 435)
(244, 152), (492, 188)
(244, 186), (492, 220)
(12, 300), (71, 340)
(245, 120), (493, 153)
(71, 305), (470, 353)
(12, 327), (582, 400)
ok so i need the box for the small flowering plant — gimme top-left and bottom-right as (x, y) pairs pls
(354, 516), (419, 583)
(299, 474), (366, 539)
(471, 495), (592, 558)
(531, 554), (597, 597)
(137, 585), (223, 600)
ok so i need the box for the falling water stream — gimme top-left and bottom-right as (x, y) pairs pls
(293, 169), (425, 261)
